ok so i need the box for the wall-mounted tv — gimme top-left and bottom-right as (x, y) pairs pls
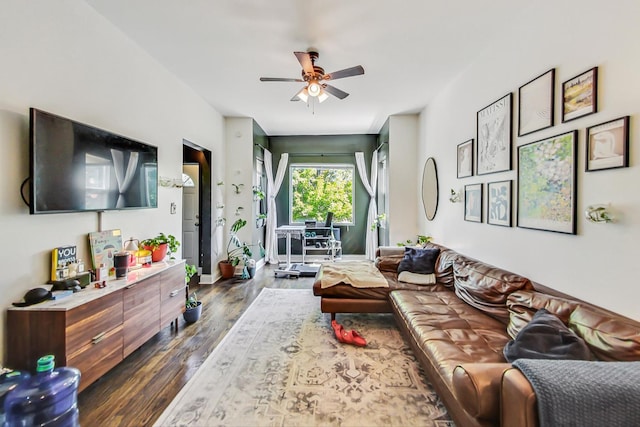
(29, 108), (158, 214)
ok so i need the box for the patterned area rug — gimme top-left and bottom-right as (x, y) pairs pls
(154, 289), (453, 427)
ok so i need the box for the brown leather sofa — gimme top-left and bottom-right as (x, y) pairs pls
(312, 243), (640, 427)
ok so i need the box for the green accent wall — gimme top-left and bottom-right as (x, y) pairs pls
(268, 134), (378, 254)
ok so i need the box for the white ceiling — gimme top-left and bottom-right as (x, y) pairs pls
(86, 0), (531, 136)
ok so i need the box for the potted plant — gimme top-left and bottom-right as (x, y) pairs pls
(185, 263), (198, 285)
(183, 292), (202, 324)
(396, 235), (432, 247)
(141, 233), (180, 262)
(219, 219), (252, 279)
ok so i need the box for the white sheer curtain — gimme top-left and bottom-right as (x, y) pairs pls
(264, 150), (289, 264)
(111, 149), (139, 208)
(355, 151), (378, 260)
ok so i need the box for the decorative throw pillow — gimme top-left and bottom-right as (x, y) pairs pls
(398, 271), (436, 285)
(503, 308), (593, 363)
(397, 247), (440, 274)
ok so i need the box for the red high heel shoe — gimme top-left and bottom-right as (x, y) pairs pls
(331, 320), (366, 347)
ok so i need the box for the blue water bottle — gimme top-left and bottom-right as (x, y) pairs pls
(4, 355), (81, 427)
(0, 370), (30, 425)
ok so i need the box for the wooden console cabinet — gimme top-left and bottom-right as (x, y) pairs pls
(6, 261), (185, 392)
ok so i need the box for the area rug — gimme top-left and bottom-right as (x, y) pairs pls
(154, 288), (453, 427)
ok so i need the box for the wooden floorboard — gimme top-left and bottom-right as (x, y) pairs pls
(77, 263), (317, 427)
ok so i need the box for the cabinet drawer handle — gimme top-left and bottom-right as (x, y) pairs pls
(92, 332), (106, 344)
(169, 290), (180, 297)
(125, 283), (137, 289)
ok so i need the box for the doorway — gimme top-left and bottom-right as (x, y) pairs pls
(183, 141), (212, 280)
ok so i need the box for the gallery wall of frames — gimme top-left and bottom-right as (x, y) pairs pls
(455, 65), (629, 234)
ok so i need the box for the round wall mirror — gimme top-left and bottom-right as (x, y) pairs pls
(422, 157), (438, 221)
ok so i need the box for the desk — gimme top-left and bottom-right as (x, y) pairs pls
(274, 225), (305, 277)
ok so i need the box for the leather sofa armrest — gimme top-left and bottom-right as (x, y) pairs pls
(452, 363), (511, 422)
(501, 367), (538, 427)
(375, 246), (405, 257)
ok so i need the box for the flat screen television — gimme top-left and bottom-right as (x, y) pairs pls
(29, 108), (158, 214)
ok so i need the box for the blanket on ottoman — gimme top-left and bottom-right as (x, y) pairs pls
(513, 359), (640, 427)
(320, 261), (388, 289)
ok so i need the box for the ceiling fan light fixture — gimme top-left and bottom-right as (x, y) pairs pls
(307, 80), (321, 97)
(296, 87), (309, 102)
(318, 91), (329, 103)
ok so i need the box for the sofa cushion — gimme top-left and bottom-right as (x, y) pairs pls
(506, 290), (580, 339)
(397, 247), (440, 274)
(569, 305), (640, 361)
(390, 290), (510, 388)
(426, 243), (456, 288)
(503, 308), (592, 362)
(452, 255), (533, 322)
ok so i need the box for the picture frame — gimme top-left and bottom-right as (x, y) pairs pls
(586, 116), (630, 171)
(517, 130), (577, 234)
(457, 139), (473, 178)
(477, 93), (512, 175)
(464, 183), (483, 223)
(562, 67), (598, 123)
(518, 69), (555, 136)
(487, 180), (512, 227)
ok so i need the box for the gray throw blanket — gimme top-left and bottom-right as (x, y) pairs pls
(513, 359), (640, 427)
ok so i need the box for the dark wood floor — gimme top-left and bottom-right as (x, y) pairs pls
(78, 263), (315, 426)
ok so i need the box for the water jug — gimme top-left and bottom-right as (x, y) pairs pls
(0, 370), (30, 425)
(4, 355), (81, 427)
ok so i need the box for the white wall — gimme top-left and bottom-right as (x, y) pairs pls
(0, 0), (225, 364)
(418, 0), (640, 321)
(223, 118), (255, 262)
(388, 115), (419, 245)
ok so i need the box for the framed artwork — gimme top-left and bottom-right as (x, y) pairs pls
(477, 93), (512, 175)
(562, 67), (598, 123)
(457, 139), (473, 178)
(518, 69), (555, 136)
(517, 130), (577, 234)
(487, 180), (512, 227)
(464, 183), (482, 223)
(586, 116), (630, 171)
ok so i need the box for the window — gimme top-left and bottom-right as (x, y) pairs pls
(289, 164), (354, 224)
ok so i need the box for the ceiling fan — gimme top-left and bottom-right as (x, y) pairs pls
(259, 50), (364, 103)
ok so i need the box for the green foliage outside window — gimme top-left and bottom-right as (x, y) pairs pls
(290, 165), (354, 223)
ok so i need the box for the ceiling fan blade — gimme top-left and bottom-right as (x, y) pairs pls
(324, 65), (364, 81)
(260, 77), (304, 82)
(322, 84), (349, 100)
(294, 51), (315, 75)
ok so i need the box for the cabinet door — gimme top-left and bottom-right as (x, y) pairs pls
(66, 290), (123, 357)
(123, 276), (160, 357)
(67, 324), (123, 392)
(160, 263), (186, 326)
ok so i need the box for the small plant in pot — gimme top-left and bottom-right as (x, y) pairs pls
(183, 292), (202, 324)
(219, 219), (251, 279)
(141, 233), (180, 263)
(185, 263), (198, 285)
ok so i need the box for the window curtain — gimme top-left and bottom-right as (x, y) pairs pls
(264, 150), (289, 264)
(355, 151), (378, 260)
(111, 149), (139, 208)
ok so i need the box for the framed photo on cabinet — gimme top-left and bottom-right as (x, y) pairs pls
(518, 69), (555, 136)
(487, 180), (512, 227)
(562, 67), (598, 123)
(586, 116), (629, 171)
(517, 130), (577, 234)
(464, 183), (482, 223)
(457, 139), (473, 178)
(477, 93), (512, 175)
